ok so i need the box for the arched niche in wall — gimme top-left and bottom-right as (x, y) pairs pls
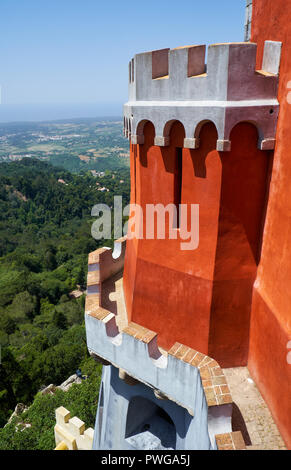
(208, 121), (273, 367)
(190, 121), (219, 178)
(125, 396), (176, 450)
(138, 120), (155, 167)
(220, 121), (272, 265)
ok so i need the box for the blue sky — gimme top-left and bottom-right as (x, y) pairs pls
(0, 0), (246, 119)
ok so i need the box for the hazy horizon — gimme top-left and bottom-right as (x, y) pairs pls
(0, 0), (245, 121)
(0, 102), (123, 124)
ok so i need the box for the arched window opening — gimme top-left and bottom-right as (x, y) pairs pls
(125, 396), (176, 450)
(163, 120), (185, 229)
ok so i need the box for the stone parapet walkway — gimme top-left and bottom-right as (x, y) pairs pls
(223, 367), (287, 450)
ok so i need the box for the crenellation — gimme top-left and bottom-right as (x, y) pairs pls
(128, 41), (280, 103)
(54, 408), (94, 450)
(85, 240), (233, 419)
(124, 40), (281, 151)
(85, 201), (244, 449)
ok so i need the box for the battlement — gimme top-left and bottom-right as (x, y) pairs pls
(54, 407), (94, 450)
(124, 40), (282, 151)
(85, 239), (232, 413)
(84, 239), (246, 448)
(128, 41), (281, 102)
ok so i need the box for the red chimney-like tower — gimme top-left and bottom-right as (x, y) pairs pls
(123, 41), (281, 368)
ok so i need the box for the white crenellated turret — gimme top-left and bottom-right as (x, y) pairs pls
(124, 40), (282, 151)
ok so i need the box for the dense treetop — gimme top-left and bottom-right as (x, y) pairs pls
(0, 158), (130, 435)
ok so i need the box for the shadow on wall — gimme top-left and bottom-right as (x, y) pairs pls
(209, 122), (274, 367)
(125, 396), (176, 450)
(231, 402), (252, 446)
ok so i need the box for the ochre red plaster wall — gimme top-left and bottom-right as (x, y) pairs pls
(248, 0), (291, 449)
(124, 122), (218, 354)
(123, 120), (270, 367)
(209, 123), (270, 367)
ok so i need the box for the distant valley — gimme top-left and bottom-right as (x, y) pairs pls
(0, 117), (129, 173)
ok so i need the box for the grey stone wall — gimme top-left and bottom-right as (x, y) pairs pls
(245, 0), (253, 41)
(93, 365), (215, 450)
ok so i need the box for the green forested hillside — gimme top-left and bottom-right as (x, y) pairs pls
(0, 158), (130, 432)
(0, 357), (102, 450)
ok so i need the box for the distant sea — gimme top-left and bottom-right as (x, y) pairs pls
(0, 102), (124, 123)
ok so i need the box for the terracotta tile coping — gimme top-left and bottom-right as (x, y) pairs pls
(215, 431), (246, 450)
(168, 342), (232, 407)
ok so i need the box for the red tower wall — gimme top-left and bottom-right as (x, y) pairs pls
(208, 123), (271, 367)
(248, 0), (291, 449)
(123, 120), (270, 366)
